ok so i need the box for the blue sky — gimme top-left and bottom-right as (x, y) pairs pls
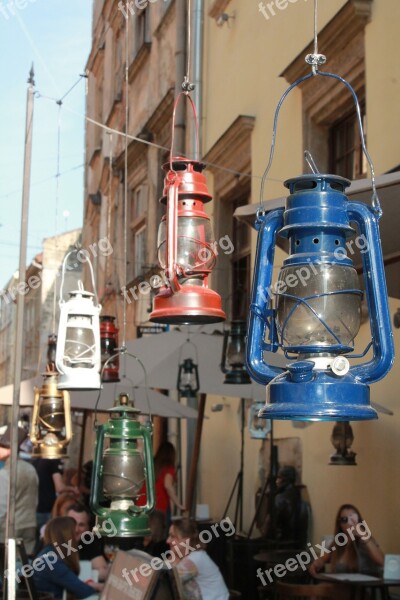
(0, 0), (92, 287)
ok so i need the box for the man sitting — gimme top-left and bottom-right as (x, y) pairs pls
(66, 502), (109, 581)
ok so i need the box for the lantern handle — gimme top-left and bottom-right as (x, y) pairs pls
(259, 70), (381, 216)
(169, 92), (200, 168)
(94, 349), (152, 425)
(59, 249), (100, 305)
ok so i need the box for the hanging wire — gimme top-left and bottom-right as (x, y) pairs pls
(52, 101), (62, 334)
(94, 351), (152, 425)
(106, 132), (113, 286)
(182, 0), (195, 93)
(31, 95), (283, 186)
(258, 0), (380, 217)
(177, 337), (199, 366)
(122, 0), (130, 353)
(305, 0), (326, 75)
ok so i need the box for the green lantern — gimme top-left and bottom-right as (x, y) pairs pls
(90, 393), (155, 537)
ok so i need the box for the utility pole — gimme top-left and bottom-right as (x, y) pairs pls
(5, 64), (35, 600)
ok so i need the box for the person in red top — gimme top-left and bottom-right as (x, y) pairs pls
(139, 441), (185, 524)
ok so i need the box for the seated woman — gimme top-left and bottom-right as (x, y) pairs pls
(33, 516), (103, 600)
(167, 518), (229, 600)
(309, 504), (384, 577)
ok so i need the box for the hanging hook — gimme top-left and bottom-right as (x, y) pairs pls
(59, 250), (100, 306)
(305, 0), (327, 75)
(169, 92), (200, 168)
(94, 349), (152, 426)
(304, 151), (320, 174)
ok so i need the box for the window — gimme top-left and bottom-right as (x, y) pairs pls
(133, 7), (151, 57)
(129, 184), (148, 280)
(330, 106), (367, 180)
(202, 115), (255, 321)
(280, 0), (371, 177)
(133, 224), (146, 278)
(231, 197), (251, 320)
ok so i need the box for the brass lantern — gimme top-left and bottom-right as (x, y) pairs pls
(30, 371), (72, 459)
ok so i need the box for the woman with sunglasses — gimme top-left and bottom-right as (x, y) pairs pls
(309, 504), (384, 577)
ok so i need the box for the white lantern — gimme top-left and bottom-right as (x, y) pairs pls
(56, 260), (102, 390)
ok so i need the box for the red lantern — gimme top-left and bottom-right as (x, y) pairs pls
(100, 315), (120, 382)
(150, 157), (226, 324)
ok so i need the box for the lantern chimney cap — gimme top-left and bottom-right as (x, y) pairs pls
(162, 156), (206, 173)
(68, 288), (94, 299)
(284, 173), (351, 195)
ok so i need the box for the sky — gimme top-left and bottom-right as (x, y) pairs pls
(0, 0), (93, 288)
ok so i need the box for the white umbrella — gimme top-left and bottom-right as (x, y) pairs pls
(125, 328), (286, 401)
(0, 376), (198, 418)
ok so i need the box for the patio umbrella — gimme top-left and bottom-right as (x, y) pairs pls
(126, 328), (286, 401)
(0, 376), (198, 418)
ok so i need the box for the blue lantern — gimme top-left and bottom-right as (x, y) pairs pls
(246, 172), (394, 421)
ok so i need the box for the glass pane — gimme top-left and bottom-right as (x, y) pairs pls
(276, 263), (361, 348)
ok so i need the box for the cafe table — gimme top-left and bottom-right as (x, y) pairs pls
(314, 571), (400, 599)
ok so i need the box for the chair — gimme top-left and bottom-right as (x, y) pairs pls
(275, 582), (338, 600)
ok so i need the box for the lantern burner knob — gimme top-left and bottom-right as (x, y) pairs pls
(331, 356), (350, 377)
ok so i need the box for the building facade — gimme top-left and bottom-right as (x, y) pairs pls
(82, 0), (400, 558)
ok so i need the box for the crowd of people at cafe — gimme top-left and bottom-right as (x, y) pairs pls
(0, 424), (387, 600)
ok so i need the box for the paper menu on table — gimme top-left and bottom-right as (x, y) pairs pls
(326, 573), (381, 582)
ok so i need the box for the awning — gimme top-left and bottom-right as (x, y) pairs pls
(0, 377), (199, 418)
(125, 327), (287, 401)
(234, 171), (400, 298)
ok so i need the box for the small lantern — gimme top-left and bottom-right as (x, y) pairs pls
(90, 393), (155, 537)
(329, 421), (357, 465)
(150, 157), (226, 325)
(221, 321), (251, 384)
(56, 281), (102, 390)
(248, 402), (271, 439)
(177, 358), (200, 397)
(246, 173), (394, 421)
(100, 315), (120, 383)
(30, 372), (72, 459)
